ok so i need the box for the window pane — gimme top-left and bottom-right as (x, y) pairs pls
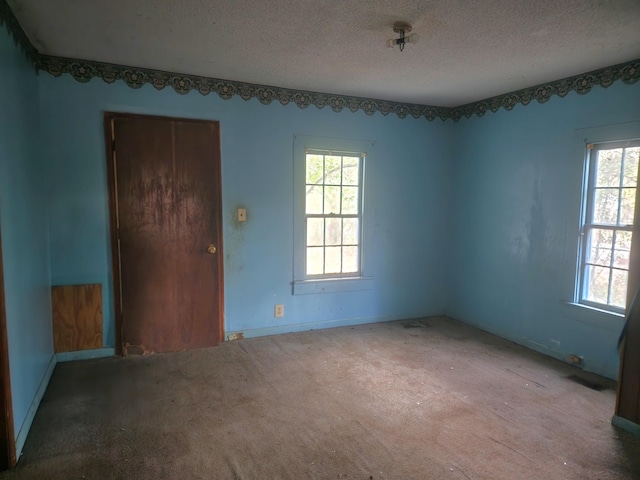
(614, 230), (632, 269)
(587, 228), (612, 267)
(306, 247), (324, 275)
(324, 186), (341, 214)
(343, 246), (359, 273)
(342, 187), (359, 214)
(623, 147), (639, 187)
(306, 154), (324, 185)
(593, 188), (619, 224)
(342, 157), (359, 186)
(307, 218), (324, 246)
(343, 218), (359, 245)
(596, 149), (622, 187)
(611, 269), (628, 308)
(306, 186), (323, 214)
(579, 142), (640, 312)
(585, 265), (610, 305)
(325, 218), (341, 246)
(301, 147), (365, 280)
(620, 188), (636, 225)
(324, 156), (342, 185)
(325, 247), (341, 274)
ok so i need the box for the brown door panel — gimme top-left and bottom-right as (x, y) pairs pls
(108, 115), (223, 354)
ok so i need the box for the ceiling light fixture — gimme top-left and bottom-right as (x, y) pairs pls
(387, 22), (419, 52)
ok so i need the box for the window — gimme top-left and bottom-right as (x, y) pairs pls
(578, 140), (640, 312)
(293, 135), (374, 294)
(304, 150), (363, 277)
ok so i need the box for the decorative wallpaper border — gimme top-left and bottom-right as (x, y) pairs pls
(2, 0), (639, 122)
(37, 55), (451, 121)
(0, 0), (38, 66)
(452, 59), (640, 121)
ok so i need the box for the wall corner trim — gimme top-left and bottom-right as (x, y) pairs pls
(14, 354), (56, 459)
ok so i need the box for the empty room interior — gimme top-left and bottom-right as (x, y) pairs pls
(1, 0), (640, 478)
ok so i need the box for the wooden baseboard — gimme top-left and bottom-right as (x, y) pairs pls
(15, 355), (57, 460)
(612, 415), (640, 436)
(56, 348), (115, 363)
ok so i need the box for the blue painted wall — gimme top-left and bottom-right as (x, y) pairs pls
(34, 48), (640, 381)
(448, 81), (640, 379)
(39, 75), (453, 345)
(0, 29), (53, 439)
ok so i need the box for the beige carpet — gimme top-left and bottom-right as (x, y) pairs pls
(2, 316), (638, 479)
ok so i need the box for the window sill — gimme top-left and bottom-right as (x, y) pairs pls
(560, 301), (625, 331)
(292, 276), (374, 295)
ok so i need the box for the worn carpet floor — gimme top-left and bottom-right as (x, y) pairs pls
(1, 316), (639, 479)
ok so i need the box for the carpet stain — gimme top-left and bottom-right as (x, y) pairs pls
(566, 374), (609, 391)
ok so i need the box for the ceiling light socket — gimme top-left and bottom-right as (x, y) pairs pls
(388, 22), (419, 51)
(392, 22), (413, 34)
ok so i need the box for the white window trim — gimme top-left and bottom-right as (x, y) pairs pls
(577, 140), (640, 313)
(572, 122), (640, 318)
(292, 135), (374, 295)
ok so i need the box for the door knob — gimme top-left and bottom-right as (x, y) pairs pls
(207, 244), (217, 254)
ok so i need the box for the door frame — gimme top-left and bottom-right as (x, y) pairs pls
(0, 231), (16, 468)
(103, 112), (225, 355)
(614, 150), (640, 428)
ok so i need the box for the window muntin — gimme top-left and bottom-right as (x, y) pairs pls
(304, 150), (364, 277)
(579, 142), (640, 312)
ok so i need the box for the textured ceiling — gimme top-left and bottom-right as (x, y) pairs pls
(7, 0), (640, 107)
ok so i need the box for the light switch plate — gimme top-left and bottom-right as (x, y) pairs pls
(238, 208), (247, 222)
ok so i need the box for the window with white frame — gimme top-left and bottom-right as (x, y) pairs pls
(292, 135), (373, 294)
(578, 140), (640, 312)
(304, 149), (364, 277)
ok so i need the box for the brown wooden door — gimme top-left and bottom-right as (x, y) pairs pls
(616, 170), (640, 426)
(617, 307), (640, 425)
(0, 232), (16, 469)
(107, 114), (224, 354)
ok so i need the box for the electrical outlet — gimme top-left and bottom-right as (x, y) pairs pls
(274, 304), (284, 318)
(227, 332), (244, 341)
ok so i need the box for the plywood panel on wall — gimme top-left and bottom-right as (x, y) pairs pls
(52, 284), (103, 353)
